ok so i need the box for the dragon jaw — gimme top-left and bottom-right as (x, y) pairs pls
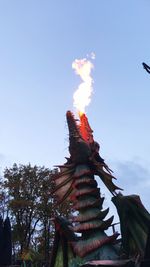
(66, 111), (93, 164)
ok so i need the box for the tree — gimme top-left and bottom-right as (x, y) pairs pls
(3, 163), (72, 264)
(34, 167), (54, 263)
(4, 164), (42, 255)
(0, 177), (9, 220)
(36, 167), (72, 263)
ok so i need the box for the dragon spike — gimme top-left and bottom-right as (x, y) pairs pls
(66, 111), (81, 139)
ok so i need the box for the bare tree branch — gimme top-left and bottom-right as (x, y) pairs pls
(142, 62), (150, 74)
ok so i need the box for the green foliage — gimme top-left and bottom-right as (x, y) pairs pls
(69, 256), (85, 267)
(4, 164), (42, 254)
(0, 163), (72, 264)
(0, 177), (8, 220)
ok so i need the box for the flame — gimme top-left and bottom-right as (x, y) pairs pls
(72, 56), (94, 115)
(79, 112), (94, 144)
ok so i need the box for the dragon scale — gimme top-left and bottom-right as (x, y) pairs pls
(53, 111), (120, 261)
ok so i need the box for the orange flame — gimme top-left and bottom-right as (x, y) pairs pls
(72, 56), (94, 115)
(79, 112), (94, 144)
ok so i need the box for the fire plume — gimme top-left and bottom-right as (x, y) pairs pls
(72, 56), (94, 116)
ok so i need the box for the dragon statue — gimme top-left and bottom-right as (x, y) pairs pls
(50, 111), (150, 267)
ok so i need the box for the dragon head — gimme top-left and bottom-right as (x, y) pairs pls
(66, 110), (121, 195)
(66, 111), (94, 164)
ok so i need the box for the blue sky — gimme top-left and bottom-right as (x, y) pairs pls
(0, 1), (150, 214)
